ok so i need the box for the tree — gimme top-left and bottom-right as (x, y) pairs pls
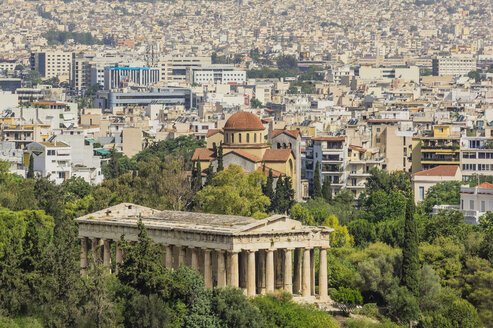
(262, 169), (274, 202)
(386, 286), (419, 325)
(422, 181), (462, 213)
(212, 287), (263, 328)
(331, 287), (363, 314)
(347, 219), (376, 246)
(205, 162), (215, 186)
(276, 55), (298, 70)
(401, 191), (419, 297)
(250, 98), (262, 109)
(27, 154), (34, 179)
(313, 161), (322, 198)
(468, 70), (481, 83)
(322, 176), (332, 202)
(217, 143), (224, 172)
(194, 165), (270, 218)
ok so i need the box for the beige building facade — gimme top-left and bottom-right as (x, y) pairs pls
(76, 203), (332, 300)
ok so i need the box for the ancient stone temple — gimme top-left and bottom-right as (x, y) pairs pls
(76, 203), (333, 300)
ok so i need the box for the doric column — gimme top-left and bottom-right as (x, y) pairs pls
(90, 238), (97, 269)
(191, 248), (199, 271)
(217, 250), (226, 287)
(177, 246), (186, 267)
(240, 251), (248, 288)
(80, 237), (88, 275)
(265, 249), (274, 293)
(227, 251), (239, 287)
(302, 248), (311, 297)
(115, 241), (123, 275)
(203, 249), (213, 289)
(103, 239), (111, 272)
(165, 245), (173, 269)
(257, 250), (266, 294)
(246, 250), (256, 297)
(318, 247), (328, 300)
(283, 248), (293, 293)
(293, 248), (302, 294)
(310, 249), (315, 295)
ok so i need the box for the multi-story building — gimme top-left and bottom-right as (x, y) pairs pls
(359, 66), (420, 82)
(304, 136), (348, 195)
(412, 125), (461, 173)
(104, 66), (160, 90)
(191, 67), (246, 85)
(157, 56), (211, 83)
(432, 56), (476, 76)
(95, 87), (194, 111)
(368, 120), (413, 172)
(346, 146), (383, 198)
(25, 141), (72, 184)
(30, 51), (73, 81)
(1, 123), (51, 150)
(460, 135), (493, 181)
(460, 182), (493, 224)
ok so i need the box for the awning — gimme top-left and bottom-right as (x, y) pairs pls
(94, 149), (110, 155)
(86, 138), (97, 144)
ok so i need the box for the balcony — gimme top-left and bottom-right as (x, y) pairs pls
(349, 172), (371, 177)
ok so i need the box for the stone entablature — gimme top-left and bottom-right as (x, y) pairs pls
(76, 203), (333, 300)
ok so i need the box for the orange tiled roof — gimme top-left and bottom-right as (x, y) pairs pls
(206, 129), (223, 137)
(414, 165), (459, 177)
(192, 148), (216, 161)
(475, 182), (493, 189)
(257, 166), (282, 177)
(224, 111), (264, 131)
(311, 136), (346, 141)
(224, 149), (261, 162)
(271, 129), (300, 139)
(262, 149), (292, 162)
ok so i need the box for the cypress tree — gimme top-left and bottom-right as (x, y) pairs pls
(322, 176), (332, 202)
(191, 159), (198, 190)
(27, 153), (34, 178)
(196, 159), (202, 190)
(263, 168), (274, 201)
(402, 191), (419, 297)
(313, 161), (322, 198)
(217, 143), (224, 172)
(272, 176), (285, 213)
(205, 162), (215, 186)
(283, 176), (295, 213)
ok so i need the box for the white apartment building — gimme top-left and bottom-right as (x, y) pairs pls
(303, 136), (349, 195)
(460, 182), (493, 225)
(31, 51), (73, 81)
(26, 141), (72, 184)
(432, 56), (476, 76)
(192, 69), (246, 84)
(460, 135), (493, 180)
(359, 66), (420, 82)
(57, 133), (104, 185)
(13, 101), (78, 130)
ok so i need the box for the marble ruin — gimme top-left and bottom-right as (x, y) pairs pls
(76, 203), (333, 300)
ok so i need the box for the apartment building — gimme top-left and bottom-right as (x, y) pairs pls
(304, 136), (348, 195)
(359, 66), (420, 82)
(157, 56), (211, 83)
(432, 56), (476, 76)
(30, 51), (73, 81)
(26, 141), (72, 184)
(192, 67), (246, 85)
(460, 182), (493, 224)
(460, 134), (493, 181)
(346, 146), (383, 198)
(368, 120), (413, 172)
(412, 125), (461, 173)
(1, 123), (51, 150)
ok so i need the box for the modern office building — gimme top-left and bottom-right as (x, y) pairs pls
(190, 66), (246, 84)
(432, 56), (476, 76)
(30, 51), (73, 81)
(94, 87), (195, 111)
(104, 66), (160, 90)
(157, 56), (211, 83)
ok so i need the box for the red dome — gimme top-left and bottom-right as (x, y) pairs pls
(224, 112), (264, 131)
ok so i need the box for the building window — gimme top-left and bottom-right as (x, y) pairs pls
(470, 200), (474, 210)
(419, 187), (425, 201)
(254, 134), (257, 143)
(58, 172), (65, 179)
(247, 133), (250, 143)
(239, 134), (242, 143)
(231, 134), (234, 143)
(481, 200), (486, 212)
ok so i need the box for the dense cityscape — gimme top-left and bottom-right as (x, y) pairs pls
(0, 0), (492, 327)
